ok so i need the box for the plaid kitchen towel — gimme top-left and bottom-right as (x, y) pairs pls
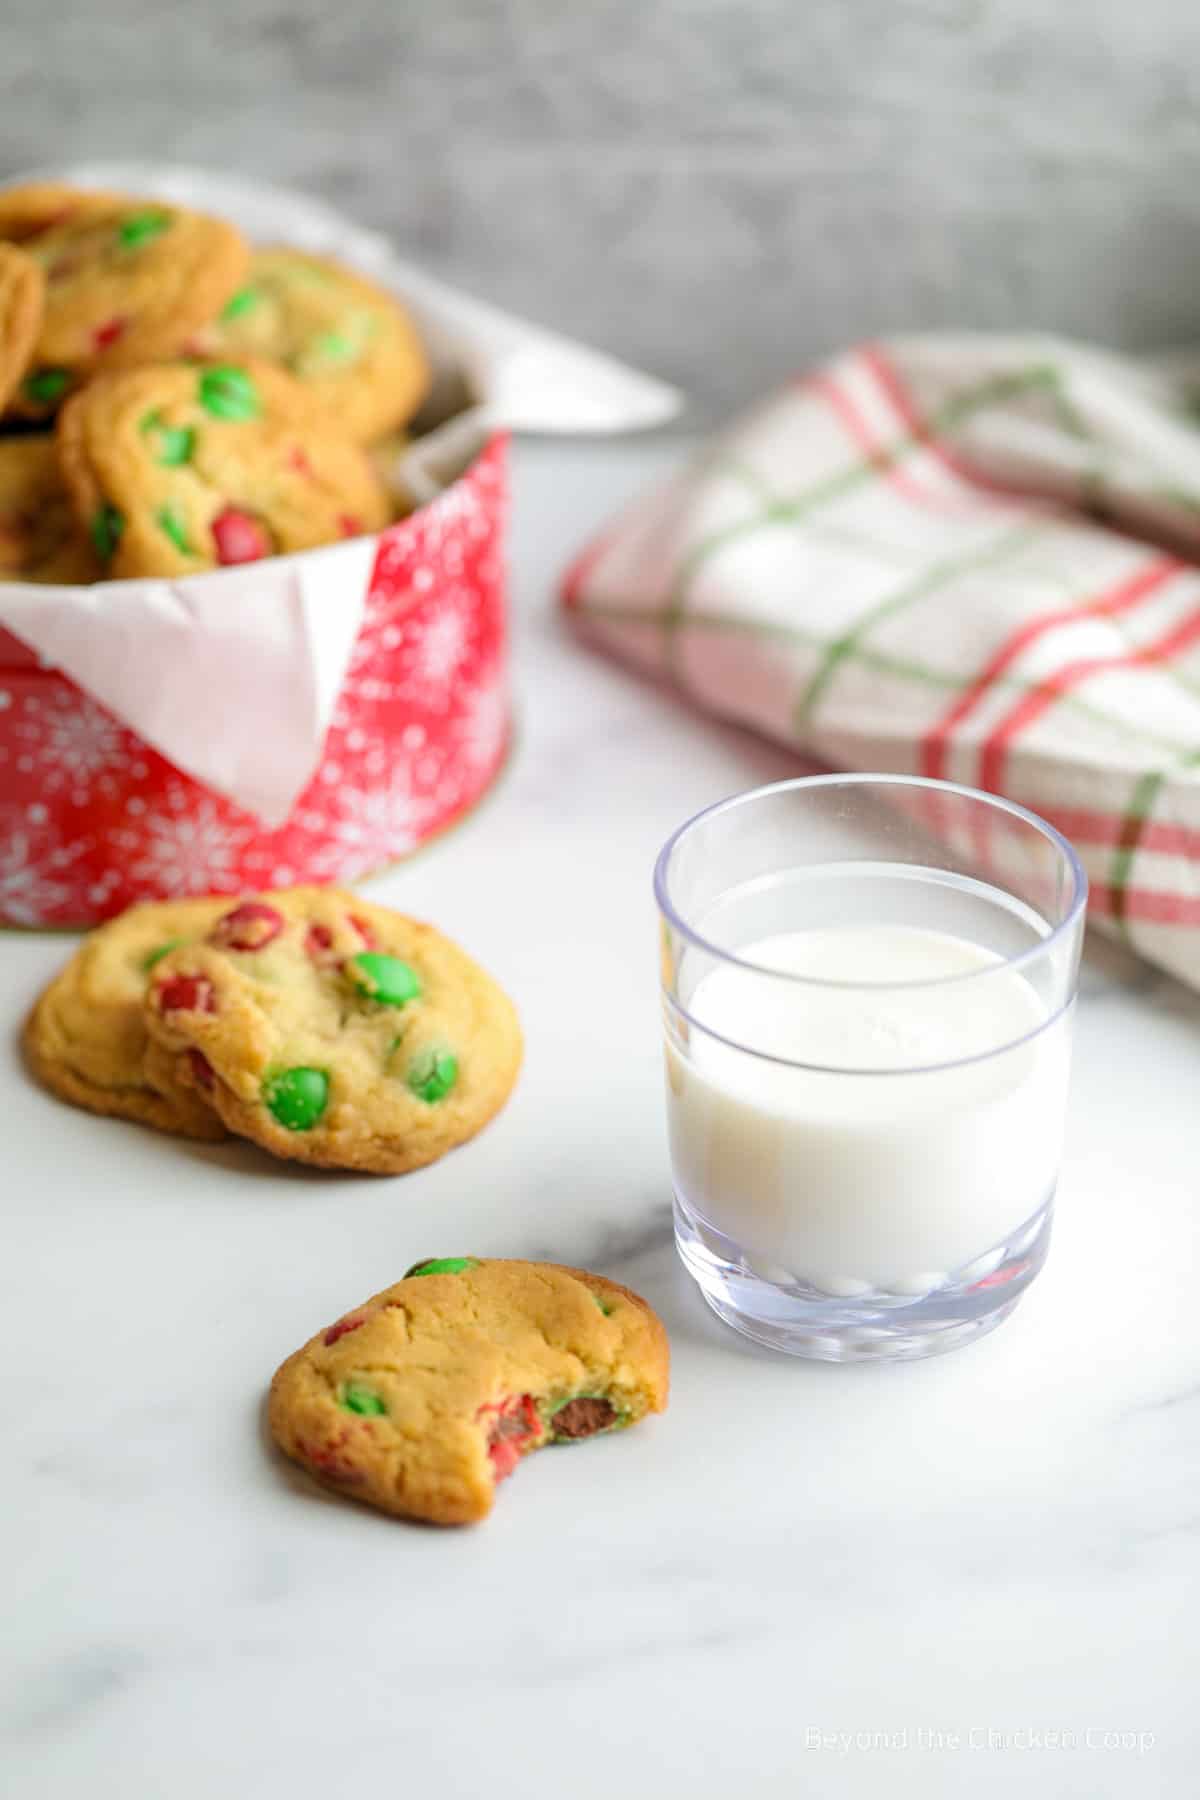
(563, 334), (1200, 990)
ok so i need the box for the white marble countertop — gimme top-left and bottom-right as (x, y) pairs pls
(4, 436), (1199, 1798)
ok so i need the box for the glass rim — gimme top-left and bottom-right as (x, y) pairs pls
(653, 773), (1089, 994)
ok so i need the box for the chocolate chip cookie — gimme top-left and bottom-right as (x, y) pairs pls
(57, 359), (390, 576)
(190, 247), (430, 443)
(269, 1258), (670, 1524)
(142, 888), (522, 1172)
(24, 895), (231, 1139)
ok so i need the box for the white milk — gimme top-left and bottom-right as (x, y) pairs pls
(666, 925), (1070, 1295)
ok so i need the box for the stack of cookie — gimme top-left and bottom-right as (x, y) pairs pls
(0, 181), (431, 583)
(25, 883), (523, 1174)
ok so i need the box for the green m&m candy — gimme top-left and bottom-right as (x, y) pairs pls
(23, 367), (70, 405)
(220, 285), (260, 321)
(350, 952), (421, 1008)
(310, 330), (354, 364)
(140, 409), (194, 467)
(90, 504), (124, 561)
(198, 364), (260, 421)
(155, 503), (193, 555)
(406, 1047), (457, 1104)
(291, 312), (378, 376)
(142, 937), (185, 972)
(405, 1257), (480, 1279)
(263, 1066), (329, 1131)
(118, 208), (171, 249)
(339, 1381), (386, 1416)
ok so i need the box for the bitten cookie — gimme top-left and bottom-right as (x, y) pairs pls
(5, 192), (248, 418)
(0, 244), (44, 414)
(24, 896), (231, 1139)
(0, 438), (100, 584)
(269, 1258), (670, 1525)
(190, 247), (430, 443)
(57, 359), (390, 576)
(142, 888), (522, 1172)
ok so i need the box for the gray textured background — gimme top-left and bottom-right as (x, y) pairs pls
(3, 0), (1199, 421)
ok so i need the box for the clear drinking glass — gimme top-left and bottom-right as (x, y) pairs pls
(655, 775), (1087, 1361)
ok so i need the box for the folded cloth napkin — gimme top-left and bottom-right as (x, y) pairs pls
(563, 334), (1200, 990)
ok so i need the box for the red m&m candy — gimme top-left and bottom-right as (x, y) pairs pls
(304, 913), (375, 964)
(210, 901), (284, 952)
(186, 1049), (215, 1089)
(157, 974), (216, 1015)
(478, 1393), (541, 1482)
(304, 922), (334, 962)
(212, 507), (272, 565)
(323, 1314), (366, 1347)
(92, 317), (126, 351)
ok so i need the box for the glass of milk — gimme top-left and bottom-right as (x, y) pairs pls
(656, 775), (1087, 1361)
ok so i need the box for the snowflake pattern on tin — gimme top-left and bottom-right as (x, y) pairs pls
(333, 631), (404, 721)
(299, 762), (431, 882)
(0, 809), (92, 925)
(334, 586), (485, 724)
(412, 599), (471, 688)
(116, 794), (254, 896)
(0, 435), (510, 926)
(456, 672), (510, 774)
(13, 690), (137, 799)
